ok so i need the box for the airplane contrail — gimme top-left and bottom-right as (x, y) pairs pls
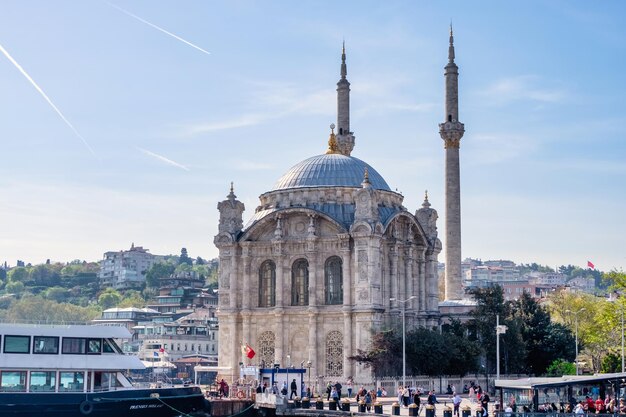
(106, 1), (211, 56)
(137, 146), (190, 171)
(0, 42), (97, 157)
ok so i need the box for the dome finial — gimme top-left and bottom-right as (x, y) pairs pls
(326, 123), (338, 154)
(228, 182), (236, 200)
(422, 189), (431, 208)
(362, 167), (371, 188)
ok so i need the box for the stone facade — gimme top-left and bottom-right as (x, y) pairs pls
(214, 45), (446, 383)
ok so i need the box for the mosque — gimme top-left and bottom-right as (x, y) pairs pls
(214, 30), (465, 382)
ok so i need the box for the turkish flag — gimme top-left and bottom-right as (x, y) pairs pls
(245, 344), (256, 359)
(587, 260), (595, 269)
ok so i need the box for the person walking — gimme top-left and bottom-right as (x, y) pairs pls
(335, 381), (343, 399)
(347, 377), (353, 398)
(453, 392), (462, 417)
(290, 379), (298, 399)
(469, 385), (475, 403)
(414, 390), (422, 415)
(480, 392), (490, 417)
(427, 390), (439, 413)
(403, 386), (410, 407)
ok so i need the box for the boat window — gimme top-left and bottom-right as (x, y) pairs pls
(103, 338), (122, 354)
(59, 371), (84, 392)
(0, 371), (27, 392)
(62, 337), (86, 354)
(33, 336), (59, 354)
(87, 338), (101, 354)
(29, 371), (56, 392)
(3, 335), (30, 354)
(103, 339), (115, 353)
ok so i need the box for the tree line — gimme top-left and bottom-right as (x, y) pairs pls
(351, 270), (626, 378)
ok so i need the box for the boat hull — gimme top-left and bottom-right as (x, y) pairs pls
(0, 386), (206, 417)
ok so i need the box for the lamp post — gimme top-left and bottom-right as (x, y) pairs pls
(620, 307), (624, 373)
(286, 354), (291, 397)
(566, 308), (586, 375)
(390, 295), (416, 387)
(306, 361), (312, 397)
(495, 315), (507, 383)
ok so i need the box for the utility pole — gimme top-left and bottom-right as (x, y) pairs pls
(496, 315), (507, 383)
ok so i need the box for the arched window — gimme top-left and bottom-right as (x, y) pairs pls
(259, 260), (276, 307)
(326, 331), (343, 377)
(291, 259), (309, 306)
(324, 256), (343, 305)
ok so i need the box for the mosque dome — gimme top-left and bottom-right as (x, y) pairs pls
(272, 153), (391, 192)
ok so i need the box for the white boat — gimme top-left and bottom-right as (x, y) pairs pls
(0, 323), (205, 416)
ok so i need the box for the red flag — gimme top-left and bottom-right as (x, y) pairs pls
(587, 260), (595, 269)
(159, 347), (165, 353)
(245, 344), (256, 359)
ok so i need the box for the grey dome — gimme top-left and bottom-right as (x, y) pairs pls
(272, 153), (391, 191)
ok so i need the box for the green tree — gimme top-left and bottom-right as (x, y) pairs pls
(118, 290), (145, 308)
(29, 264), (60, 286)
(407, 327), (449, 377)
(98, 288), (121, 309)
(44, 286), (69, 303)
(175, 263), (192, 274)
(348, 329), (402, 377)
(5, 281), (25, 295)
(442, 320), (481, 376)
(512, 292), (575, 374)
(7, 267), (29, 283)
(468, 286), (518, 373)
(145, 262), (176, 288)
(601, 352), (621, 373)
(5, 295), (100, 322)
(179, 247), (193, 266)
(545, 359), (576, 376)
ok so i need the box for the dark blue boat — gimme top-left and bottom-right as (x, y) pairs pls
(0, 323), (207, 416)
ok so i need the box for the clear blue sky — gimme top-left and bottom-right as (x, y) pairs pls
(1, 1), (624, 271)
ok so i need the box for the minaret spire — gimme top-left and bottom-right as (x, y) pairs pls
(439, 27), (465, 300)
(341, 40), (347, 80)
(448, 24), (455, 63)
(335, 41), (355, 156)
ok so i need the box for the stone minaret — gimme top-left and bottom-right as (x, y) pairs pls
(439, 27), (465, 300)
(336, 42), (355, 156)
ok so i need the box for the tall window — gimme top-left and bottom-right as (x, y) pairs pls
(258, 331), (275, 367)
(326, 331), (343, 377)
(324, 256), (343, 305)
(259, 260), (276, 307)
(291, 259), (309, 306)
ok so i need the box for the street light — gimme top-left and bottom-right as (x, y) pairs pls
(566, 308), (586, 375)
(496, 314), (507, 383)
(390, 296), (416, 387)
(306, 361), (312, 397)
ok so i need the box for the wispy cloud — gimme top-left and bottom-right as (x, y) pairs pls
(480, 75), (566, 104)
(179, 83), (334, 136)
(105, 1), (211, 56)
(0, 41), (96, 157)
(179, 75), (434, 137)
(137, 147), (190, 171)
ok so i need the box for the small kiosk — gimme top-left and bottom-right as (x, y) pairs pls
(259, 366), (306, 397)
